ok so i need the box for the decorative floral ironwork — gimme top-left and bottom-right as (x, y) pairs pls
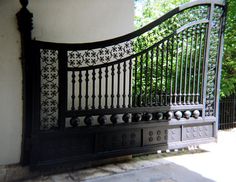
(67, 41), (133, 67)
(205, 6), (224, 116)
(68, 51), (83, 67)
(40, 49), (59, 129)
(97, 48), (111, 63)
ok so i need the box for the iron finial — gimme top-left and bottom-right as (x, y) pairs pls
(20, 0), (28, 8)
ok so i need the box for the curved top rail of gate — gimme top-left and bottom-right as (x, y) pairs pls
(33, 0), (224, 50)
(22, 0), (226, 130)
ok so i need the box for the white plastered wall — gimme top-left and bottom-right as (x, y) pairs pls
(0, 0), (22, 165)
(29, 0), (134, 43)
(0, 0), (134, 165)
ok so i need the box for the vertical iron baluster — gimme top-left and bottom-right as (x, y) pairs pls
(150, 48), (154, 106)
(123, 61), (127, 108)
(201, 23), (209, 106)
(155, 46), (159, 105)
(134, 56), (138, 107)
(128, 59), (132, 108)
(92, 68), (96, 109)
(222, 101), (225, 129)
(85, 70), (89, 110)
(105, 66), (108, 109)
(78, 70), (82, 110)
(111, 64), (115, 108)
(179, 31), (185, 105)
(18, 0), (71, 131)
(225, 100), (228, 129)
(215, 9), (226, 131)
(220, 101), (223, 129)
(165, 40), (169, 105)
(71, 70), (75, 110)
(58, 49), (67, 129)
(145, 52), (148, 106)
(139, 54), (143, 106)
(197, 25), (204, 104)
(170, 36), (174, 105)
(98, 68), (102, 109)
(174, 35), (180, 105)
(117, 63), (121, 108)
(160, 43), (164, 105)
(192, 25), (199, 104)
(183, 29), (189, 105)
(188, 27), (194, 104)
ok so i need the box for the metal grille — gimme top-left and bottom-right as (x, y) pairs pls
(219, 94), (236, 130)
(40, 49), (59, 129)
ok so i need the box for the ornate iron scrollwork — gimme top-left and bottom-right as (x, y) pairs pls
(40, 49), (59, 129)
(205, 6), (224, 116)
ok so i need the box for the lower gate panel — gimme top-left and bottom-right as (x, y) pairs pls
(30, 119), (216, 169)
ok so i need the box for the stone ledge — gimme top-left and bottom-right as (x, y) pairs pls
(0, 164), (39, 182)
(0, 148), (206, 182)
(0, 155), (132, 182)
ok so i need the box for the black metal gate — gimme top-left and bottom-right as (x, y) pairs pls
(17, 0), (226, 169)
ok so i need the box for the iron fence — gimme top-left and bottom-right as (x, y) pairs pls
(219, 94), (236, 130)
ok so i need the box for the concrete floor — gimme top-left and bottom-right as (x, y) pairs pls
(24, 129), (236, 182)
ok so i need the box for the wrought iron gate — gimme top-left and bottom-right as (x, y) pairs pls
(17, 0), (226, 169)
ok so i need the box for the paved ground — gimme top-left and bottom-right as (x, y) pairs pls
(24, 129), (236, 182)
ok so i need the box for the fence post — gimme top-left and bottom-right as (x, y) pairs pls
(58, 49), (68, 129)
(16, 0), (33, 165)
(215, 3), (226, 133)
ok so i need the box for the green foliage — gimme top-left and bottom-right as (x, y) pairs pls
(221, 0), (236, 97)
(134, 0), (236, 97)
(135, 0), (189, 29)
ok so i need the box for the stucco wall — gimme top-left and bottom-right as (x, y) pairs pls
(0, 0), (22, 165)
(29, 0), (134, 43)
(0, 0), (134, 165)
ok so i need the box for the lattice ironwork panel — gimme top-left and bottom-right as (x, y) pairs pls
(40, 49), (59, 130)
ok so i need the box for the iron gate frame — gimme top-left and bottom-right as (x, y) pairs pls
(17, 0), (226, 169)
